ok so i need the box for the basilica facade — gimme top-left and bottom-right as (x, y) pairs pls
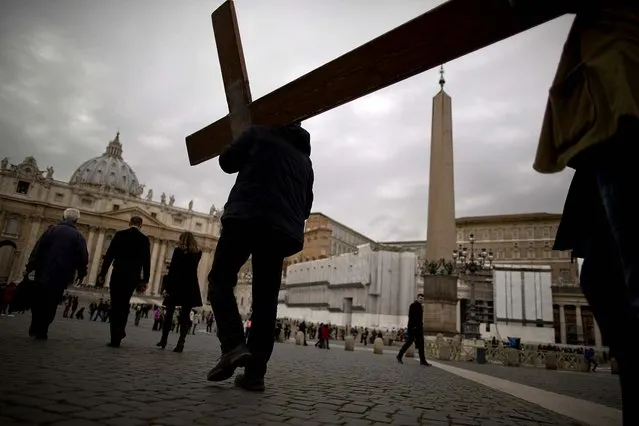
(0, 133), (221, 304)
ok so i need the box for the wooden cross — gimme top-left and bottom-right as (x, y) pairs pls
(186, 0), (569, 166)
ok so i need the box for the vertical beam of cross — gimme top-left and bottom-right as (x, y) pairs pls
(212, 0), (252, 138)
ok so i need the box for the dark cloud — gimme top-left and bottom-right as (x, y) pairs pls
(0, 0), (575, 241)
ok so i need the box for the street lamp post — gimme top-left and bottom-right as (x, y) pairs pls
(452, 233), (493, 340)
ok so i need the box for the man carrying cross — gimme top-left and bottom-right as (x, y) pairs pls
(206, 123), (314, 391)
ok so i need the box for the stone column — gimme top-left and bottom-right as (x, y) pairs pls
(425, 84), (456, 261)
(575, 305), (584, 344)
(84, 227), (96, 283)
(456, 299), (461, 333)
(559, 304), (567, 344)
(105, 258), (113, 287)
(86, 227), (96, 259)
(197, 250), (211, 302)
(147, 238), (160, 292)
(88, 228), (106, 285)
(594, 319), (603, 349)
(153, 241), (168, 294)
(13, 216), (42, 280)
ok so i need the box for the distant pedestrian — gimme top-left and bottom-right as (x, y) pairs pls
(585, 348), (598, 372)
(396, 293), (430, 366)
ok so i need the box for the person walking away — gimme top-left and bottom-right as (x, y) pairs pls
(1, 282), (17, 316)
(97, 216), (150, 348)
(396, 293), (430, 366)
(206, 312), (214, 333)
(206, 122), (314, 391)
(24, 208), (88, 340)
(69, 296), (79, 318)
(191, 310), (199, 335)
(156, 232), (203, 352)
(513, 1), (639, 423)
(134, 305), (142, 326)
(75, 307), (85, 320)
(321, 323), (330, 349)
(153, 306), (162, 331)
(585, 348), (598, 372)
(298, 320), (308, 346)
(315, 323), (325, 348)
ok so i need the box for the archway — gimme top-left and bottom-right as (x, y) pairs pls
(0, 240), (18, 284)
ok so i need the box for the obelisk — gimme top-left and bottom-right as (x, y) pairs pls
(423, 67), (458, 336)
(425, 67), (456, 261)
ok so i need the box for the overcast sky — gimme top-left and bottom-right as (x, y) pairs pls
(0, 1), (575, 241)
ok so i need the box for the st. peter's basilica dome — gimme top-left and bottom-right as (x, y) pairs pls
(69, 132), (144, 197)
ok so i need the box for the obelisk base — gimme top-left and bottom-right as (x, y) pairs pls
(422, 275), (458, 336)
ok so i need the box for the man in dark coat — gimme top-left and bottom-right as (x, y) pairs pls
(25, 208), (88, 340)
(207, 123), (314, 391)
(97, 216), (150, 348)
(396, 293), (430, 366)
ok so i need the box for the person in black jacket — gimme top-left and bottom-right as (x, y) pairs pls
(397, 293), (430, 366)
(157, 231), (203, 352)
(206, 123), (314, 391)
(97, 216), (150, 348)
(25, 208), (88, 340)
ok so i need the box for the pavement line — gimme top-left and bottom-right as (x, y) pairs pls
(427, 360), (621, 426)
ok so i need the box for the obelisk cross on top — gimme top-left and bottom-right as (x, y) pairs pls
(212, 0), (252, 138)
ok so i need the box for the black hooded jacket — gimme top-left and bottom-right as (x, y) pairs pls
(219, 124), (314, 251)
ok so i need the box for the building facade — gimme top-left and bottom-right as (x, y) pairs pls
(279, 243), (417, 328)
(283, 212), (595, 346)
(0, 133), (221, 303)
(285, 212), (375, 266)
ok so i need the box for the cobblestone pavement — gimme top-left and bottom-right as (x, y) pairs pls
(437, 360), (622, 410)
(0, 312), (589, 426)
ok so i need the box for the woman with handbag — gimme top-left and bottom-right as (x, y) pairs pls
(156, 232), (203, 352)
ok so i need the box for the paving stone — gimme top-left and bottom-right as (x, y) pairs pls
(102, 418), (147, 426)
(365, 411), (392, 423)
(51, 420), (104, 426)
(0, 309), (606, 426)
(339, 404), (369, 414)
(40, 403), (83, 414)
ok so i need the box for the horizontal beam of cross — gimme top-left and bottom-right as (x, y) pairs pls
(186, 0), (567, 165)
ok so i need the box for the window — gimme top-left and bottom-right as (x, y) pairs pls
(112, 204), (120, 211)
(16, 181), (30, 194)
(54, 193), (64, 202)
(528, 228), (534, 239)
(195, 222), (202, 231)
(511, 229), (519, 240)
(151, 212), (157, 218)
(543, 248), (551, 258)
(543, 227), (550, 238)
(560, 269), (571, 282)
(173, 217), (183, 225)
(3, 217), (21, 236)
(527, 248), (534, 259)
(497, 229), (503, 240)
(483, 230), (489, 240)
(81, 198), (93, 207)
(513, 249), (520, 259)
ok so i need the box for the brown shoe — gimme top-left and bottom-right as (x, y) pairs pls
(206, 344), (251, 382)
